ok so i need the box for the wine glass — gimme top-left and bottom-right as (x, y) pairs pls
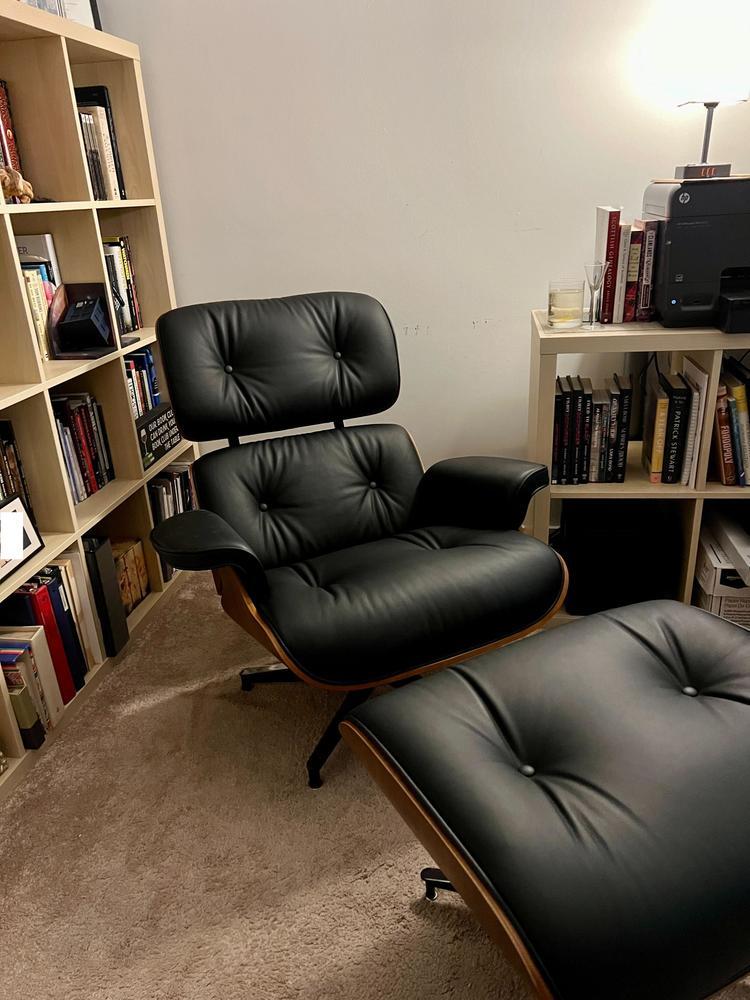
(584, 262), (609, 328)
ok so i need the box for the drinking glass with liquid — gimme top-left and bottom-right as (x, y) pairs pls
(548, 279), (584, 329)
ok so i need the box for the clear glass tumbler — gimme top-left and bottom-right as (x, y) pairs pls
(548, 279), (584, 329)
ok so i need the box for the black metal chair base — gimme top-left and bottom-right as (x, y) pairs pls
(421, 867), (456, 901)
(306, 689), (373, 788)
(240, 665), (300, 691)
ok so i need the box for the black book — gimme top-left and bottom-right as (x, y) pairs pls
(34, 566), (87, 690)
(579, 377), (594, 485)
(78, 111), (106, 200)
(75, 86), (127, 199)
(104, 252), (126, 336)
(551, 379), (563, 485)
(613, 373), (633, 483)
(604, 377), (621, 483)
(659, 373), (690, 484)
(558, 376), (573, 486)
(83, 536), (129, 657)
(566, 376), (583, 485)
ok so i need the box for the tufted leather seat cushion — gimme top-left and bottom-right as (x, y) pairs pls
(347, 601), (750, 999)
(259, 526), (563, 685)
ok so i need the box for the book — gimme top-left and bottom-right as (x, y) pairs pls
(635, 219), (659, 322)
(604, 377), (621, 482)
(83, 536), (129, 657)
(0, 627), (64, 728)
(35, 566), (88, 689)
(79, 110), (106, 200)
(0, 80), (21, 174)
(75, 86), (127, 199)
(727, 394), (746, 487)
(88, 105), (120, 201)
(589, 388), (609, 483)
(551, 379), (563, 485)
(659, 373), (690, 484)
(51, 392), (114, 503)
(679, 372), (701, 488)
(102, 237), (142, 330)
(0, 644), (50, 732)
(0, 582), (77, 704)
(713, 385), (737, 486)
(724, 370), (750, 476)
(103, 243), (134, 331)
(0, 420), (35, 520)
(612, 373), (632, 483)
(16, 234), (62, 287)
(612, 223), (631, 325)
(642, 380), (669, 484)
(623, 228), (643, 323)
(54, 549), (105, 669)
(567, 376), (584, 485)
(594, 207), (622, 324)
(8, 685), (45, 750)
(558, 377), (573, 486)
(579, 377), (593, 485)
(681, 357), (710, 489)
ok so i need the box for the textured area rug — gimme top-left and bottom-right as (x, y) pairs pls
(0, 573), (749, 1000)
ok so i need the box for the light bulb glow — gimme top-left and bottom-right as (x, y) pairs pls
(628, 0), (750, 108)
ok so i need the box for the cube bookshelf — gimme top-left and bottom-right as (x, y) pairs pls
(527, 309), (750, 621)
(0, 4), (196, 797)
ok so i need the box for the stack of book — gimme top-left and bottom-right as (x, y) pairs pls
(594, 207), (659, 325)
(75, 86), (126, 201)
(50, 392), (114, 503)
(0, 79), (24, 203)
(0, 420), (35, 520)
(148, 462), (196, 581)
(125, 345), (160, 418)
(641, 357), (708, 486)
(551, 374), (632, 485)
(711, 356), (750, 487)
(15, 233), (61, 361)
(102, 235), (142, 335)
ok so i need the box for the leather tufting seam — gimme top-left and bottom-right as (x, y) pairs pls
(599, 613), (689, 688)
(540, 770), (648, 831)
(450, 669), (523, 760)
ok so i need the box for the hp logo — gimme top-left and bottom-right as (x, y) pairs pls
(678, 192), (691, 204)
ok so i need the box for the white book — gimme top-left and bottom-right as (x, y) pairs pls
(0, 669), (25, 758)
(103, 244), (134, 330)
(723, 372), (750, 474)
(0, 627), (64, 730)
(63, 425), (87, 501)
(88, 106), (120, 201)
(56, 551), (106, 669)
(682, 357), (710, 489)
(680, 374), (700, 487)
(612, 223), (631, 325)
(16, 233), (62, 287)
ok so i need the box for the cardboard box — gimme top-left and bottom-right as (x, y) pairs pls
(707, 513), (750, 587)
(696, 530), (750, 598)
(696, 586), (750, 629)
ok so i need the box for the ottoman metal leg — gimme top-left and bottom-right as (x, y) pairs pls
(421, 867), (456, 901)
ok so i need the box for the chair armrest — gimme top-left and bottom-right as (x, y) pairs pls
(150, 509), (268, 600)
(410, 457), (549, 531)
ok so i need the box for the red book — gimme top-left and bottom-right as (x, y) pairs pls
(18, 582), (77, 704)
(635, 219), (659, 322)
(623, 228), (644, 322)
(0, 80), (21, 172)
(594, 207), (622, 324)
(72, 407), (98, 494)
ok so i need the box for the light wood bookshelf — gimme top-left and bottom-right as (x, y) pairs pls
(528, 309), (750, 615)
(0, 3), (196, 798)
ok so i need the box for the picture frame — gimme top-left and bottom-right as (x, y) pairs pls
(61, 0), (102, 30)
(0, 494), (44, 584)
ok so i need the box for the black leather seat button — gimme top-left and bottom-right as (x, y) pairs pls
(334, 351), (342, 360)
(683, 685), (698, 696)
(224, 364), (233, 374)
(369, 481), (378, 489)
(259, 502), (268, 512)
(519, 764), (536, 777)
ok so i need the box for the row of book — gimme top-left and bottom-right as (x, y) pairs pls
(642, 357), (708, 486)
(713, 356), (750, 487)
(0, 420), (34, 521)
(125, 345), (160, 419)
(103, 235), (143, 336)
(551, 374), (632, 485)
(594, 207), (659, 325)
(148, 462), (196, 581)
(75, 85), (127, 201)
(16, 232), (61, 362)
(51, 391), (115, 504)
(0, 532), (149, 760)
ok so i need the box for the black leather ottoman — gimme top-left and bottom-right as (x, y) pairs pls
(341, 601), (750, 1000)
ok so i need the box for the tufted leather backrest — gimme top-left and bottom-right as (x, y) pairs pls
(192, 424), (423, 568)
(156, 292), (400, 441)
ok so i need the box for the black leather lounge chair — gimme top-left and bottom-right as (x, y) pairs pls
(150, 292), (567, 786)
(343, 600), (750, 1000)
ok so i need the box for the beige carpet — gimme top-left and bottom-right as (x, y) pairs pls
(1, 573), (749, 1000)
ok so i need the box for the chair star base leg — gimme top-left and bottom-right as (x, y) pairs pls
(306, 688), (373, 788)
(240, 666), (299, 691)
(421, 867), (456, 901)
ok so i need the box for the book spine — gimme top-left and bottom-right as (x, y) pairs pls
(551, 389), (562, 485)
(649, 396), (669, 483)
(613, 385), (632, 483)
(120, 238), (142, 330)
(80, 402), (104, 488)
(72, 408), (98, 494)
(589, 403), (602, 483)
(571, 386), (583, 485)
(727, 395), (746, 487)
(0, 80), (21, 172)
(729, 381), (750, 473)
(623, 230), (643, 322)
(95, 403), (114, 479)
(612, 224), (631, 325)
(144, 349), (160, 406)
(680, 383), (700, 487)
(580, 389), (593, 485)
(600, 211), (622, 324)
(90, 106), (120, 201)
(605, 393), (619, 482)
(661, 390), (689, 484)
(635, 221), (658, 322)
(559, 388), (572, 486)
(714, 388), (737, 486)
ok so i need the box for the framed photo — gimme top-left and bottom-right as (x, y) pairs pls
(61, 0), (102, 29)
(0, 494), (44, 584)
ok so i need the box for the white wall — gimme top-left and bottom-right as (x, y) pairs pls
(100, 0), (750, 466)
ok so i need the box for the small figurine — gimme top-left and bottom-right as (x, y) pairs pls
(0, 164), (33, 203)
